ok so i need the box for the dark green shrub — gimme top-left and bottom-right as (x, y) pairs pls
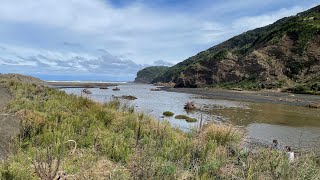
(96, 110), (114, 126)
(175, 115), (197, 123)
(163, 111), (174, 116)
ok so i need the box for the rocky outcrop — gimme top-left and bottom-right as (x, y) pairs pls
(134, 66), (170, 83)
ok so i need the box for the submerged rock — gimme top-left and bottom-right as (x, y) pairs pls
(121, 95), (137, 100)
(112, 95), (137, 100)
(150, 88), (161, 91)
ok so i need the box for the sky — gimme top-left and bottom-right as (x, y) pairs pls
(0, 0), (319, 81)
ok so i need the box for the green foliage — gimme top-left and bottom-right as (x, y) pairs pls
(135, 66), (170, 83)
(175, 115), (197, 123)
(286, 60), (304, 78)
(213, 49), (229, 61)
(287, 83), (320, 95)
(163, 111), (174, 116)
(185, 117), (197, 123)
(212, 79), (262, 90)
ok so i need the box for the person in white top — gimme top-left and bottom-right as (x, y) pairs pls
(285, 146), (295, 163)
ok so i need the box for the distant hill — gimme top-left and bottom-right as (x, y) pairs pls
(148, 5), (320, 93)
(0, 73), (44, 85)
(134, 66), (170, 83)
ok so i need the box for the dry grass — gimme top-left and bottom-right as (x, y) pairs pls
(198, 123), (242, 146)
(73, 158), (129, 179)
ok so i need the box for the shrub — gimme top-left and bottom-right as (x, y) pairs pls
(185, 117), (197, 123)
(175, 115), (197, 123)
(289, 85), (309, 94)
(175, 115), (188, 119)
(163, 111), (174, 116)
(96, 110), (114, 127)
(105, 99), (121, 110)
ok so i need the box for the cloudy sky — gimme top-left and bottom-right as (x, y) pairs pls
(0, 0), (318, 81)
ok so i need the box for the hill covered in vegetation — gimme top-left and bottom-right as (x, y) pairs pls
(150, 5), (320, 93)
(134, 66), (170, 83)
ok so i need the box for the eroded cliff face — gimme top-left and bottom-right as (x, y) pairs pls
(175, 31), (320, 88)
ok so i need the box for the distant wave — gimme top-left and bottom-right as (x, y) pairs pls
(47, 80), (128, 84)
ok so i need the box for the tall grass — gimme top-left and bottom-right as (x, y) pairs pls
(0, 79), (319, 179)
(199, 124), (241, 146)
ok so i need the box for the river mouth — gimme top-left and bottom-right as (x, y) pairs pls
(62, 84), (320, 151)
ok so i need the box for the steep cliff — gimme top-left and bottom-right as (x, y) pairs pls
(152, 5), (320, 92)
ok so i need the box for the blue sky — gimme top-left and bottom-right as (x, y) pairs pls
(0, 0), (319, 81)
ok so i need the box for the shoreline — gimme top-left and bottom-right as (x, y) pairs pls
(46, 81), (120, 88)
(161, 87), (320, 107)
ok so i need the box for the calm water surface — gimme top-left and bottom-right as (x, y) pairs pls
(63, 84), (320, 150)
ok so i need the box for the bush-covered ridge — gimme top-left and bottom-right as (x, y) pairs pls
(151, 5), (320, 92)
(134, 66), (170, 83)
(0, 77), (319, 179)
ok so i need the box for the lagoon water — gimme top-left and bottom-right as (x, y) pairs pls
(63, 83), (320, 151)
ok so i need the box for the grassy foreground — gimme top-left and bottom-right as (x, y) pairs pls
(0, 79), (319, 179)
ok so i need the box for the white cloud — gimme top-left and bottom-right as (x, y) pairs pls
(0, 43), (148, 77)
(153, 60), (174, 66)
(232, 6), (305, 30)
(0, 0), (317, 80)
(0, 0), (226, 64)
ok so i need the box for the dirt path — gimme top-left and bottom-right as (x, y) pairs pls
(0, 84), (19, 159)
(163, 87), (320, 107)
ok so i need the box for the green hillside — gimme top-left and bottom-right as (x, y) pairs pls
(135, 66), (170, 83)
(151, 5), (320, 93)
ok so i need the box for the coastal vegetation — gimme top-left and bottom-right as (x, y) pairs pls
(134, 66), (170, 84)
(0, 77), (319, 179)
(175, 115), (197, 123)
(286, 82), (320, 95)
(163, 111), (174, 116)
